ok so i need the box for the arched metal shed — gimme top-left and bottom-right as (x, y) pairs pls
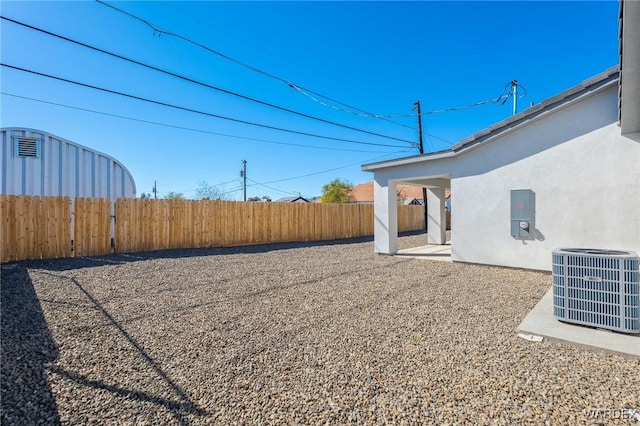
(1, 127), (136, 200)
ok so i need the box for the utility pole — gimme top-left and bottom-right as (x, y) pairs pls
(414, 101), (424, 155)
(414, 100), (428, 232)
(153, 180), (157, 199)
(240, 160), (247, 201)
(511, 80), (518, 115)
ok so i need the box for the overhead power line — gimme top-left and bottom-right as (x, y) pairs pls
(0, 16), (416, 146)
(294, 78), (527, 119)
(288, 83), (418, 131)
(1, 92), (394, 153)
(96, 0), (289, 84)
(95, 1), (525, 131)
(1, 63), (411, 149)
(246, 177), (297, 196)
(167, 179), (242, 195)
(316, 86), (524, 119)
(171, 149), (411, 198)
(94, 0), (416, 131)
(157, 1), (358, 95)
(242, 150), (412, 187)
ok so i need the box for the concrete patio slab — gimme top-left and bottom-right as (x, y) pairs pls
(517, 286), (640, 358)
(395, 244), (451, 262)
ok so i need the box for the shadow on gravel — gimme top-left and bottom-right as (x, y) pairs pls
(41, 271), (211, 424)
(17, 231), (424, 272)
(1, 265), (61, 425)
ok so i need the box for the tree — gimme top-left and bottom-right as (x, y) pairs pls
(321, 178), (354, 203)
(195, 180), (230, 200)
(139, 192), (152, 199)
(165, 191), (185, 200)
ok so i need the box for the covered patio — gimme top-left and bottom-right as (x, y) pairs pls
(363, 153), (454, 258)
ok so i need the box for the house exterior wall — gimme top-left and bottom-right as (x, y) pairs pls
(370, 84), (640, 271)
(1, 127), (136, 200)
(452, 86), (639, 270)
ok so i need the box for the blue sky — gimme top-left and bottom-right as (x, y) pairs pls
(1, 1), (620, 200)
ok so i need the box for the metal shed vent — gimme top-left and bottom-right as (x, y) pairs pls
(553, 248), (640, 334)
(15, 137), (40, 158)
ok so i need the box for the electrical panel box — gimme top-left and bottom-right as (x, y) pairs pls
(511, 190), (535, 239)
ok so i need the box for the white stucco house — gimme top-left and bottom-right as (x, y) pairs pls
(362, 1), (639, 271)
(1, 127), (136, 200)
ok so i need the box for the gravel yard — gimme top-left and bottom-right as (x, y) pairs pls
(2, 233), (639, 425)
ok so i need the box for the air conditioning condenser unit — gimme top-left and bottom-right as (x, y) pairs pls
(552, 248), (640, 334)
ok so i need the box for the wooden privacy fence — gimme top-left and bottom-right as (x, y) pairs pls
(1, 196), (426, 262)
(1, 195), (71, 262)
(73, 197), (112, 257)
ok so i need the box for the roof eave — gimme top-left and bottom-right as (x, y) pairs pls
(361, 150), (456, 171)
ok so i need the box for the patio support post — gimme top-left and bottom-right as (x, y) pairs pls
(427, 186), (447, 245)
(373, 177), (398, 254)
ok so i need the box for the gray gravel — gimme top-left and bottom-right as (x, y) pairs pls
(2, 233), (639, 425)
